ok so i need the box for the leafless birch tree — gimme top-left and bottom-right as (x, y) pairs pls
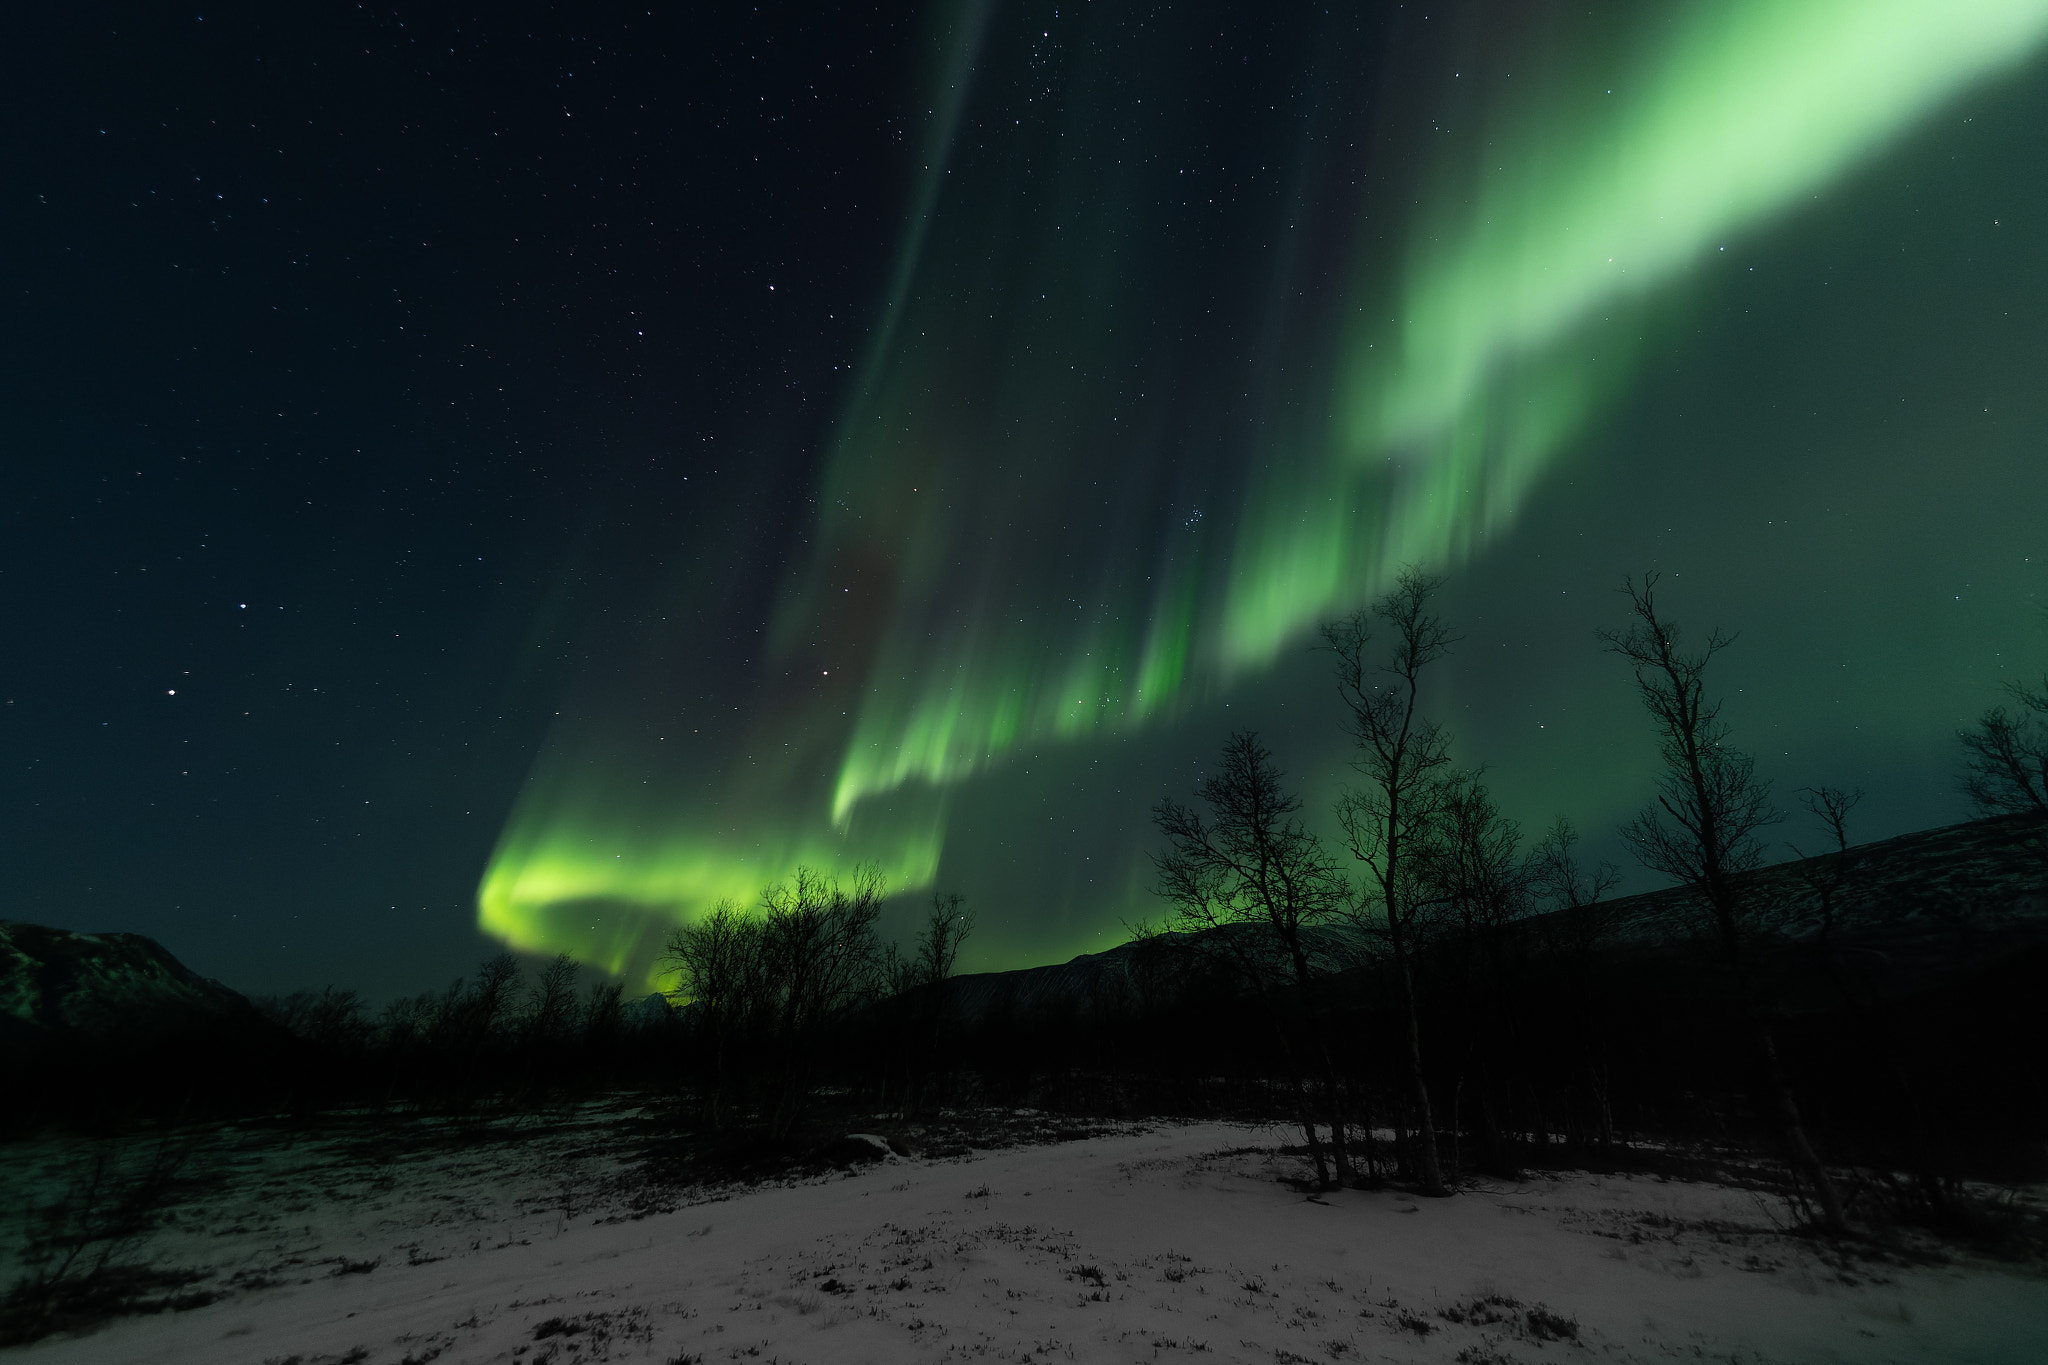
(1600, 572), (1846, 1232)
(1152, 731), (1353, 1188)
(1324, 567), (1458, 1196)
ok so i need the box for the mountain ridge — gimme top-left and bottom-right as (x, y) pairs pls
(0, 919), (268, 1051)
(936, 812), (2048, 1018)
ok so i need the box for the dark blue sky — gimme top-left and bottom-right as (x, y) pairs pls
(2, 2), (916, 994)
(6, 3), (2045, 1000)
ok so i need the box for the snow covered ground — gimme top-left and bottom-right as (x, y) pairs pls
(8, 1114), (2045, 1365)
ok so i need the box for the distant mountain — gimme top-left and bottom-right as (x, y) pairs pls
(937, 922), (1369, 1024)
(623, 991), (675, 1027)
(1586, 811), (2048, 998)
(0, 919), (269, 1053)
(937, 813), (2048, 1018)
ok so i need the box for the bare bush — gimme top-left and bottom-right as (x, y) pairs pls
(662, 866), (889, 1138)
(1, 1137), (202, 1345)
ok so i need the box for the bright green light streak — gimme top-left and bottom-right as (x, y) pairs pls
(480, 783), (945, 991)
(1221, 0), (2048, 666)
(485, 1), (2048, 974)
(1383, 1), (2048, 452)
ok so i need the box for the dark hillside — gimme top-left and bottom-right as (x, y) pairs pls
(939, 813), (2048, 1017)
(0, 921), (270, 1049)
(0, 921), (290, 1125)
(1593, 811), (2047, 998)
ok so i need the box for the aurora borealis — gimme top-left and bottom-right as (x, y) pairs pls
(8, 2), (2048, 999)
(479, 1), (2048, 985)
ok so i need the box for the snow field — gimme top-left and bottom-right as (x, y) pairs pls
(12, 1119), (2046, 1365)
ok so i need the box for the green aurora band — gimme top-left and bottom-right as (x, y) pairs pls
(481, 0), (2048, 983)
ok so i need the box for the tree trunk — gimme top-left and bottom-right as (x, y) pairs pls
(1291, 1070), (1332, 1189)
(1392, 1102), (1411, 1182)
(1398, 956), (1447, 1195)
(1588, 1063), (1615, 1152)
(1751, 1016), (1847, 1232)
(1293, 954), (1352, 1186)
(1715, 896), (1846, 1233)
(1355, 1090), (1378, 1182)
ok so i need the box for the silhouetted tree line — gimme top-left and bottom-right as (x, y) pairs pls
(39, 868), (983, 1133)
(11, 580), (2041, 1241)
(1063, 571), (2046, 1232)
(831, 572), (2042, 1236)
(658, 871), (976, 1138)
(243, 947), (662, 1110)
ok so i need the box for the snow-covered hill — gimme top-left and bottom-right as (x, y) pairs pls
(0, 921), (266, 1051)
(938, 813), (2048, 1018)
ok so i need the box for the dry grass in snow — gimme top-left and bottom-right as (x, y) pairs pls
(7, 1116), (2045, 1364)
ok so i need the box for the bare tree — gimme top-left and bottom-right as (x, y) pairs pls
(886, 892), (975, 998)
(914, 891), (976, 987)
(419, 977), (471, 1052)
(464, 954), (523, 1040)
(1527, 816), (1622, 1149)
(878, 891), (977, 1116)
(1420, 771), (1527, 937)
(1416, 769), (1529, 1171)
(1528, 817), (1621, 923)
(662, 897), (763, 1128)
(424, 952), (522, 1095)
(376, 993), (427, 1054)
(580, 977), (628, 1050)
(1324, 567), (1459, 1196)
(756, 866), (887, 1138)
(1790, 785), (1864, 953)
(521, 954), (581, 1050)
(1959, 679), (2048, 818)
(1600, 573), (1845, 1232)
(1790, 785), (1958, 1218)
(1152, 731), (1352, 1188)
(255, 986), (372, 1055)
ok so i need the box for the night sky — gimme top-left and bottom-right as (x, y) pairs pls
(7, 2), (2046, 1001)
